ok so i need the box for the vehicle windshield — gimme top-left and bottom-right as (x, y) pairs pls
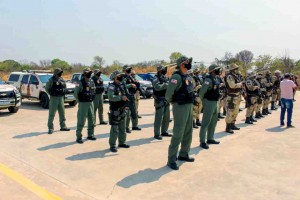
(148, 73), (155, 77)
(39, 75), (53, 83)
(135, 75), (144, 81)
(101, 74), (110, 81)
(0, 78), (4, 84)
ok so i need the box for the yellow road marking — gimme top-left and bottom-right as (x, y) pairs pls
(0, 163), (63, 200)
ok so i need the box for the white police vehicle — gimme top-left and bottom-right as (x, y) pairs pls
(0, 77), (21, 113)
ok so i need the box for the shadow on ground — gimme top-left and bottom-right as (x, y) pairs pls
(139, 123), (154, 129)
(117, 164), (182, 188)
(66, 149), (117, 161)
(38, 141), (77, 151)
(127, 137), (164, 147)
(140, 113), (154, 117)
(266, 126), (286, 133)
(13, 131), (48, 139)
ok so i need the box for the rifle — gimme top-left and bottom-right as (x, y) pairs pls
(127, 75), (146, 98)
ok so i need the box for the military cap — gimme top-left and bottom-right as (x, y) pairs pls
(54, 68), (63, 75)
(264, 70), (271, 75)
(274, 70), (281, 74)
(123, 65), (132, 71)
(93, 69), (101, 74)
(110, 70), (123, 80)
(229, 64), (239, 71)
(208, 64), (221, 73)
(83, 67), (92, 74)
(176, 56), (193, 68)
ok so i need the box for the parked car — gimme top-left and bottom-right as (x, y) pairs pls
(0, 77), (21, 113)
(137, 73), (156, 82)
(71, 73), (112, 99)
(7, 71), (77, 109)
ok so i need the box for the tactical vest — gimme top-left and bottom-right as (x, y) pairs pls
(49, 77), (65, 96)
(124, 74), (136, 94)
(172, 72), (194, 105)
(246, 78), (259, 96)
(153, 75), (168, 97)
(203, 74), (220, 101)
(92, 76), (104, 94)
(265, 76), (273, 91)
(78, 79), (95, 102)
(224, 73), (241, 93)
(108, 83), (127, 110)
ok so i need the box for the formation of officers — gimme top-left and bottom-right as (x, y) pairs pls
(46, 56), (286, 170)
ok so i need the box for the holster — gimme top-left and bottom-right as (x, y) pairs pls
(108, 109), (126, 125)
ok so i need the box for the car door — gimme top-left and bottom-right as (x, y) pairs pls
(20, 74), (30, 97)
(29, 75), (40, 98)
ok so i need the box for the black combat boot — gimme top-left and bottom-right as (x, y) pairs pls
(278, 101), (281, 106)
(258, 111), (264, 118)
(225, 123), (234, 134)
(193, 120), (199, 129)
(254, 113), (261, 119)
(218, 113), (225, 119)
(266, 108), (272, 114)
(250, 115), (257, 122)
(271, 101), (276, 110)
(262, 109), (267, 115)
(231, 123), (240, 130)
(245, 117), (253, 124)
(196, 119), (201, 126)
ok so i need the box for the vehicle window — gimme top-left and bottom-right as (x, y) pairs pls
(21, 75), (29, 84)
(29, 75), (39, 84)
(72, 74), (80, 82)
(8, 74), (20, 82)
(39, 75), (52, 83)
(138, 74), (146, 79)
(101, 74), (110, 81)
(135, 75), (144, 81)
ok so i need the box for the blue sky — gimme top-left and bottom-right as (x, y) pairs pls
(0, 0), (299, 66)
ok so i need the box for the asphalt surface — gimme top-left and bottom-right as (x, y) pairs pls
(0, 95), (299, 200)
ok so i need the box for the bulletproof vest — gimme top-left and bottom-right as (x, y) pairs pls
(109, 83), (127, 110)
(49, 77), (65, 96)
(78, 79), (95, 102)
(92, 76), (104, 94)
(203, 74), (220, 101)
(224, 73), (241, 93)
(246, 78), (259, 96)
(172, 72), (194, 105)
(153, 74), (168, 97)
(124, 74), (136, 94)
(273, 76), (280, 89)
(265, 76), (273, 91)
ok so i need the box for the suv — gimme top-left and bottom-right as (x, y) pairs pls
(0, 77), (21, 113)
(7, 71), (77, 109)
(71, 73), (112, 99)
(137, 73), (156, 82)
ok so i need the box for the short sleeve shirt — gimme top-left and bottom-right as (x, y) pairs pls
(280, 79), (296, 99)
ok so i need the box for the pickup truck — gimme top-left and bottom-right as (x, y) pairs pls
(0, 77), (21, 113)
(7, 71), (77, 109)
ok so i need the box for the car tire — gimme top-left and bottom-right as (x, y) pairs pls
(69, 100), (77, 107)
(8, 106), (19, 113)
(40, 93), (49, 109)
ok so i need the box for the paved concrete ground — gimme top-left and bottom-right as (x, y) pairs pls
(0, 94), (299, 200)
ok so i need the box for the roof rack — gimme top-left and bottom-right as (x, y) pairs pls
(22, 70), (52, 73)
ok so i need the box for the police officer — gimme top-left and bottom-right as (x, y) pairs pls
(131, 70), (141, 118)
(191, 68), (202, 128)
(254, 73), (265, 119)
(262, 70), (273, 115)
(199, 64), (221, 149)
(271, 70), (281, 110)
(245, 69), (259, 124)
(45, 68), (70, 134)
(92, 69), (107, 125)
(153, 65), (171, 140)
(108, 71), (130, 152)
(165, 56), (195, 170)
(74, 68), (96, 144)
(122, 65), (142, 133)
(224, 64), (243, 134)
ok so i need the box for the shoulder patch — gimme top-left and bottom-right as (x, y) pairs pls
(205, 81), (210, 85)
(171, 79), (177, 84)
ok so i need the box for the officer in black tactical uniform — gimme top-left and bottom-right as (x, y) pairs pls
(92, 69), (107, 125)
(74, 68), (96, 144)
(152, 65), (171, 140)
(46, 68), (70, 134)
(122, 65), (142, 133)
(108, 71), (130, 152)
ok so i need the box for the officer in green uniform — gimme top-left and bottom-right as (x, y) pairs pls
(92, 69), (107, 125)
(108, 71), (131, 152)
(199, 64), (221, 149)
(74, 68), (96, 144)
(153, 65), (172, 140)
(122, 65), (142, 133)
(165, 56), (195, 170)
(45, 68), (70, 134)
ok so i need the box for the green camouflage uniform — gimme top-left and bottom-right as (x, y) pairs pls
(92, 70), (105, 124)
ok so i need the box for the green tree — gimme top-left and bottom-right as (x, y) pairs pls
(51, 58), (72, 72)
(92, 56), (105, 69)
(169, 52), (183, 63)
(0, 60), (21, 72)
(235, 50), (254, 71)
